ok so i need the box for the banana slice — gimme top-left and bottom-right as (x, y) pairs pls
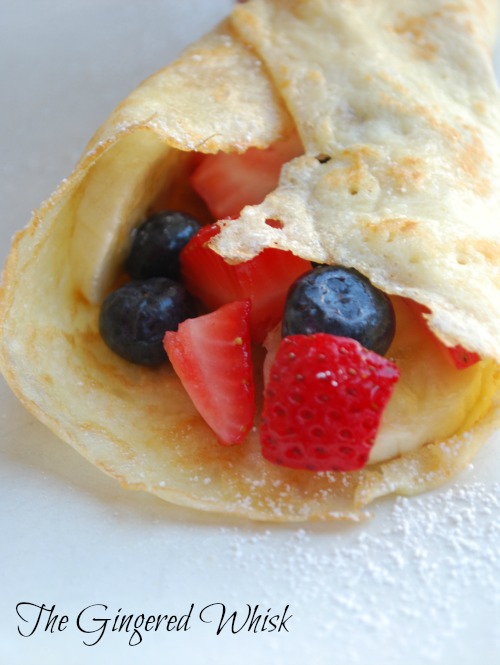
(70, 132), (175, 303)
(371, 298), (496, 464)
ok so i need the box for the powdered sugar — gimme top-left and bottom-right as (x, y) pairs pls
(215, 482), (500, 664)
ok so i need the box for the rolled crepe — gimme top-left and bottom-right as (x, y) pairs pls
(1, 0), (499, 521)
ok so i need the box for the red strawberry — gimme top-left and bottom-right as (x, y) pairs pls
(260, 334), (400, 472)
(163, 300), (255, 445)
(180, 223), (311, 343)
(190, 132), (303, 220)
(447, 345), (481, 370)
(407, 300), (480, 369)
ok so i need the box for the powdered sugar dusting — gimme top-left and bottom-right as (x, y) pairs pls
(215, 482), (500, 664)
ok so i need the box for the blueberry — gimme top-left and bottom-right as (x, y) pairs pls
(282, 266), (395, 355)
(99, 278), (196, 366)
(125, 210), (201, 280)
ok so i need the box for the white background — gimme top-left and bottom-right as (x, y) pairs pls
(1, 1), (499, 663)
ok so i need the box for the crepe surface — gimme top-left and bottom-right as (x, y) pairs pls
(1, 0), (499, 521)
(215, 0), (500, 363)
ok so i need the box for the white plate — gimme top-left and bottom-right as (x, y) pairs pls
(1, 2), (500, 663)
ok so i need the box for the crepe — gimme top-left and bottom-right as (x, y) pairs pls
(1, 0), (500, 521)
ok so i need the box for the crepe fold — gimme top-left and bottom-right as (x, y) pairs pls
(1, 0), (500, 521)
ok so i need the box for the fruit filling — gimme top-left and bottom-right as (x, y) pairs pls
(180, 222), (311, 343)
(98, 135), (485, 472)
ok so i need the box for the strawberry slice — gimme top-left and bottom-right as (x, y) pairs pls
(407, 300), (480, 369)
(180, 223), (311, 343)
(190, 132), (303, 219)
(447, 345), (481, 369)
(163, 300), (255, 445)
(260, 334), (400, 471)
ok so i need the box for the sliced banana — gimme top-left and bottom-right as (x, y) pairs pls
(370, 297), (495, 464)
(70, 131), (178, 304)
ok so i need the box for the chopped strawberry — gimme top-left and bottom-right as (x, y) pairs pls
(190, 132), (303, 219)
(260, 334), (400, 472)
(163, 300), (255, 445)
(180, 223), (311, 343)
(407, 300), (481, 369)
(447, 345), (481, 369)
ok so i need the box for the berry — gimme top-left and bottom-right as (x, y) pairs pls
(282, 266), (396, 355)
(406, 300), (481, 369)
(260, 334), (400, 472)
(448, 345), (481, 369)
(190, 132), (303, 219)
(163, 301), (255, 445)
(125, 210), (201, 280)
(99, 278), (196, 366)
(180, 223), (311, 343)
